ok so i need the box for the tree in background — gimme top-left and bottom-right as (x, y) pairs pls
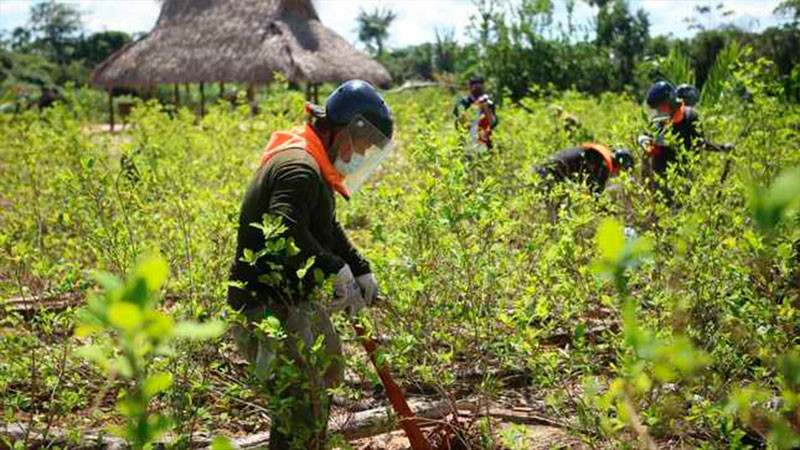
(10, 27), (33, 51)
(356, 7), (397, 57)
(29, 0), (84, 67)
(1, 0), (798, 105)
(463, 0), (619, 101)
(382, 44), (433, 82)
(1, 1), (131, 90)
(595, 0), (650, 89)
(433, 28), (459, 74)
(468, 0), (500, 75)
(76, 30), (132, 68)
(683, 3), (735, 32)
(689, 29), (741, 89)
(774, 0), (800, 26)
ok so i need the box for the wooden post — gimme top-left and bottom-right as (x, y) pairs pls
(219, 81), (224, 96)
(246, 83), (255, 103)
(174, 83), (180, 108)
(108, 90), (115, 132)
(246, 83), (256, 115)
(313, 83), (319, 104)
(199, 82), (205, 117)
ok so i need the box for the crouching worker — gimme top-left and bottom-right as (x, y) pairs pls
(536, 143), (635, 194)
(227, 80), (394, 450)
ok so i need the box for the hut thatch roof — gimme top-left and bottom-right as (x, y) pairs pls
(91, 0), (391, 89)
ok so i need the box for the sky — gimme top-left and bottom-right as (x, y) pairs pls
(0, 0), (791, 49)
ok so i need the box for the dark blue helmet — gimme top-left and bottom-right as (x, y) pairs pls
(469, 75), (485, 86)
(325, 80), (393, 139)
(645, 80), (677, 109)
(612, 148), (635, 171)
(676, 83), (700, 106)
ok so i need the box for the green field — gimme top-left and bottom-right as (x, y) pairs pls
(1, 69), (800, 449)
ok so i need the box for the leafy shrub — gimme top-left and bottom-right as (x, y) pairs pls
(76, 255), (225, 448)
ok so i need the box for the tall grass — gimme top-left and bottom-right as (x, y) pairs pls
(660, 46), (695, 87)
(701, 40), (746, 104)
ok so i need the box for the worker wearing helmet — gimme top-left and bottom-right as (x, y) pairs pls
(536, 143), (635, 194)
(453, 75), (498, 154)
(227, 80), (394, 450)
(640, 80), (732, 197)
(675, 83), (700, 107)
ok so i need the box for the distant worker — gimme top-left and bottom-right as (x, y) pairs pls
(453, 75), (498, 154)
(553, 105), (594, 142)
(227, 79), (394, 450)
(639, 80), (732, 196)
(554, 106), (581, 133)
(536, 143), (635, 194)
(675, 83), (700, 107)
(37, 86), (62, 109)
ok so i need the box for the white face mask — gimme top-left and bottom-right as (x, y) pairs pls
(332, 115), (396, 195)
(335, 152), (364, 175)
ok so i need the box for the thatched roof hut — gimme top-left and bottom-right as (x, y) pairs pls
(91, 0), (392, 89)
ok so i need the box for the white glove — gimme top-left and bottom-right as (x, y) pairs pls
(331, 265), (366, 317)
(624, 226), (638, 241)
(637, 135), (652, 149)
(356, 273), (379, 305)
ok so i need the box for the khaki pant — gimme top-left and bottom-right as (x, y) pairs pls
(232, 302), (343, 450)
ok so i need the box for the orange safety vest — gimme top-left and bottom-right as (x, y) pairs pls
(670, 102), (686, 126)
(258, 123), (350, 199)
(581, 142), (615, 174)
(476, 115), (492, 146)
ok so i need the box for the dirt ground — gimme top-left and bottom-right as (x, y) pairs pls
(348, 422), (580, 450)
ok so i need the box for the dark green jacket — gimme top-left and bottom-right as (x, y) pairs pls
(652, 106), (701, 175)
(227, 148), (370, 310)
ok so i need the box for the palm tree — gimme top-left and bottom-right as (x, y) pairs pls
(356, 7), (397, 57)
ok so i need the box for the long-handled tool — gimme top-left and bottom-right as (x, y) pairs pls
(352, 320), (432, 450)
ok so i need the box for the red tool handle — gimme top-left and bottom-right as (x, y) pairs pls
(353, 322), (432, 450)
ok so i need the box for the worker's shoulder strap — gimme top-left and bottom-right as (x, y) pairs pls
(581, 142), (614, 173)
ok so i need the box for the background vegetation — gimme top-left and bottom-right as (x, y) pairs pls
(3, 0), (800, 105)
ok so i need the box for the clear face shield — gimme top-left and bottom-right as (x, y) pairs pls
(334, 114), (395, 194)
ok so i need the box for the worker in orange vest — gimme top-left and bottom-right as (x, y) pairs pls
(639, 81), (733, 198)
(227, 80), (394, 450)
(536, 143), (635, 194)
(454, 75), (498, 154)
